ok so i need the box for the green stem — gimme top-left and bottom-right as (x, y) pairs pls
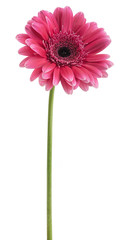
(47, 87), (55, 240)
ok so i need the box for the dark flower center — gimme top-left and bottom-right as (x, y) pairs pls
(45, 32), (85, 66)
(58, 47), (71, 57)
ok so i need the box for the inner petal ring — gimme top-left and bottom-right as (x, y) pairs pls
(45, 32), (86, 66)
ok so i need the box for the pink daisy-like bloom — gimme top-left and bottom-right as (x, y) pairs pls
(16, 6), (113, 94)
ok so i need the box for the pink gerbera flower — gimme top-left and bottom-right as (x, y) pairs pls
(16, 6), (113, 94)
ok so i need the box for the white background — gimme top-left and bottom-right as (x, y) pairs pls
(0, 0), (126, 239)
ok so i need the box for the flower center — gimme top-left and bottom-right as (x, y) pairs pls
(58, 47), (71, 57)
(45, 32), (85, 66)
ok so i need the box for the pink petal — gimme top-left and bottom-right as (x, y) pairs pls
(32, 22), (49, 41)
(30, 44), (46, 57)
(45, 15), (59, 35)
(53, 7), (64, 30)
(72, 12), (86, 33)
(44, 11), (59, 33)
(83, 64), (103, 77)
(61, 78), (73, 94)
(53, 67), (60, 86)
(32, 16), (43, 23)
(27, 20), (33, 25)
(85, 54), (110, 62)
(76, 22), (90, 36)
(73, 79), (80, 90)
(25, 38), (39, 47)
(83, 28), (105, 43)
(60, 66), (74, 82)
(88, 62), (109, 71)
(25, 56), (47, 69)
(39, 73), (54, 90)
(39, 10), (51, 20)
(71, 77), (77, 87)
(25, 25), (42, 44)
(39, 75), (47, 86)
(102, 71), (108, 78)
(42, 69), (53, 79)
(104, 60), (114, 68)
(46, 16), (55, 36)
(16, 34), (29, 44)
(91, 78), (99, 88)
(62, 6), (73, 32)
(65, 76), (77, 87)
(81, 67), (95, 85)
(83, 22), (98, 38)
(38, 11), (47, 22)
(79, 82), (89, 91)
(26, 38), (45, 49)
(72, 66), (87, 81)
(42, 62), (56, 73)
(30, 68), (42, 81)
(18, 46), (34, 56)
(45, 79), (53, 91)
(84, 37), (111, 54)
(42, 10), (58, 25)
(19, 57), (30, 67)
(75, 24), (87, 37)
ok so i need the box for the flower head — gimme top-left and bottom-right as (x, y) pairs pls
(16, 6), (113, 94)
